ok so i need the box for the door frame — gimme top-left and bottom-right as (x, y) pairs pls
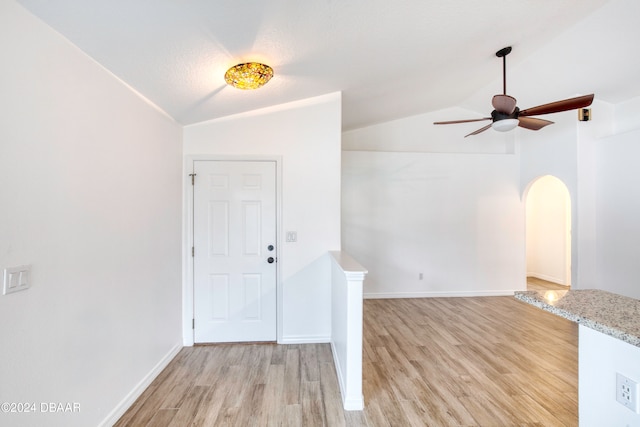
(183, 155), (283, 346)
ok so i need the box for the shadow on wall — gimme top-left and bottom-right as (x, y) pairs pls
(281, 253), (332, 343)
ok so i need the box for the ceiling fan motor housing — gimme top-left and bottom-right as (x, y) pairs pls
(491, 107), (519, 122)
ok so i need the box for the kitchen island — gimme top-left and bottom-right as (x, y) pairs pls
(515, 289), (640, 427)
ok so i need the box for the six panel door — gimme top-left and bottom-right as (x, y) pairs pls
(193, 160), (277, 343)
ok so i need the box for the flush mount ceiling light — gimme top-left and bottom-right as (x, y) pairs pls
(224, 62), (274, 90)
(491, 118), (519, 132)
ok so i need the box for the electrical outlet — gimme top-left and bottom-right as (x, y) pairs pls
(616, 373), (639, 413)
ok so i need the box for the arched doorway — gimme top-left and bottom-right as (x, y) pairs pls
(525, 175), (571, 290)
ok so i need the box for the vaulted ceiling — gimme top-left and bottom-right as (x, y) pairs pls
(16, 0), (640, 130)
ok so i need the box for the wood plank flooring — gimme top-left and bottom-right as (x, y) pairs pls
(527, 276), (571, 291)
(363, 297), (577, 426)
(115, 297), (577, 426)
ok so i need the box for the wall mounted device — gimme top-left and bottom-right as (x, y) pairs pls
(616, 372), (639, 413)
(578, 108), (591, 121)
(3, 265), (31, 295)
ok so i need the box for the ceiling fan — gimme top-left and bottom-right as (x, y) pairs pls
(434, 46), (594, 137)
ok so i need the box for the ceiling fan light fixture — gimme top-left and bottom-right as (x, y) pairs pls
(224, 62), (274, 90)
(492, 118), (519, 132)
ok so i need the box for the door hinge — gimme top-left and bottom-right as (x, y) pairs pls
(192, 319), (195, 329)
(189, 173), (196, 185)
(192, 246), (195, 257)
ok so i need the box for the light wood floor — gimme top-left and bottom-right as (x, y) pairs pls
(527, 276), (571, 291)
(115, 297), (577, 426)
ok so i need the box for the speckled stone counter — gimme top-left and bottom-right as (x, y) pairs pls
(515, 289), (640, 348)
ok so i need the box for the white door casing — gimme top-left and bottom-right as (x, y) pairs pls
(193, 160), (277, 343)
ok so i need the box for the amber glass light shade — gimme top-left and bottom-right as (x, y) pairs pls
(224, 62), (274, 90)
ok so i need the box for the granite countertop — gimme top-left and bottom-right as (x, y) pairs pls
(515, 289), (640, 348)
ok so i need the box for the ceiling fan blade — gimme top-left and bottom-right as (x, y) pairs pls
(519, 94), (594, 117)
(518, 116), (554, 131)
(492, 94), (517, 114)
(434, 117), (491, 125)
(464, 123), (492, 138)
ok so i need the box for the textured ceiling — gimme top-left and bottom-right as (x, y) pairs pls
(16, 0), (638, 130)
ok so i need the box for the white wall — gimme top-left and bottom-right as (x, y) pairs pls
(341, 98), (640, 300)
(342, 107), (514, 154)
(520, 93), (640, 298)
(518, 111), (583, 287)
(594, 99), (640, 300)
(594, 125), (640, 299)
(0, 2), (183, 426)
(614, 97), (640, 134)
(526, 175), (570, 285)
(508, 0), (640, 295)
(576, 100), (615, 290)
(342, 112), (525, 297)
(183, 93), (342, 343)
(579, 326), (640, 426)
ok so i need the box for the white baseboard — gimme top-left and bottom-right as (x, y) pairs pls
(364, 290), (517, 299)
(527, 272), (565, 285)
(279, 335), (331, 344)
(343, 396), (365, 411)
(99, 342), (182, 427)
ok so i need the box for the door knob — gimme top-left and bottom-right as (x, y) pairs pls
(267, 257), (275, 264)
(267, 245), (274, 251)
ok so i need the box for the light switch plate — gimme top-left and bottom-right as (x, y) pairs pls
(286, 231), (297, 242)
(3, 265), (31, 295)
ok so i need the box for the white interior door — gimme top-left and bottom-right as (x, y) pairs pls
(193, 160), (277, 343)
